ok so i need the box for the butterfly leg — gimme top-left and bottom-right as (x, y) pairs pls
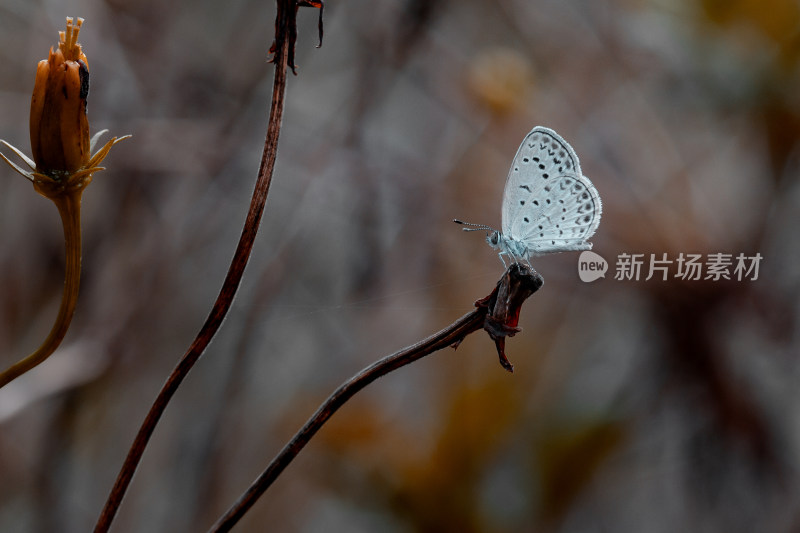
(498, 252), (508, 268)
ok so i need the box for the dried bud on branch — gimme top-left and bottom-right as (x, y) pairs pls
(0, 17), (129, 389)
(30, 17), (90, 176)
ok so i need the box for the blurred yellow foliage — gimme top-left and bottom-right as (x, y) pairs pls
(700, 0), (800, 66)
(467, 47), (535, 116)
(535, 419), (625, 524)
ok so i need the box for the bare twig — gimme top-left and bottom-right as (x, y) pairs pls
(92, 2), (302, 530)
(208, 264), (544, 532)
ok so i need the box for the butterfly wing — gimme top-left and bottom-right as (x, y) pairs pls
(511, 173), (602, 254)
(501, 127), (601, 255)
(501, 126), (582, 236)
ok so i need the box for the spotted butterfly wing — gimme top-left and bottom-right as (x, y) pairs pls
(501, 126), (601, 255)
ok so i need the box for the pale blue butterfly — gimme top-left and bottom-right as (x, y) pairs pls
(456, 126), (602, 267)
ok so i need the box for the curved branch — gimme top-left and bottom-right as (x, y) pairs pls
(208, 264), (544, 532)
(93, 5), (293, 531)
(0, 191), (82, 388)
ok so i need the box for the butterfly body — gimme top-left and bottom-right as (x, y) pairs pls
(457, 126), (602, 267)
(486, 230), (530, 261)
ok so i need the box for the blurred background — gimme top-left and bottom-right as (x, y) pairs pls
(1, 0), (799, 531)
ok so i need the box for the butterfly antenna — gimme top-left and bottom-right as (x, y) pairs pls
(453, 219), (494, 232)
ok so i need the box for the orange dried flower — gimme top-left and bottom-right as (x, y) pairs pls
(0, 16), (128, 199)
(30, 17), (90, 176)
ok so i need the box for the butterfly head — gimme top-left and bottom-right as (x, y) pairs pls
(486, 230), (502, 249)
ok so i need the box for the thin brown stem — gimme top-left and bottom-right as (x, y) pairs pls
(0, 191), (82, 388)
(209, 312), (485, 532)
(93, 7), (292, 531)
(208, 265), (544, 532)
